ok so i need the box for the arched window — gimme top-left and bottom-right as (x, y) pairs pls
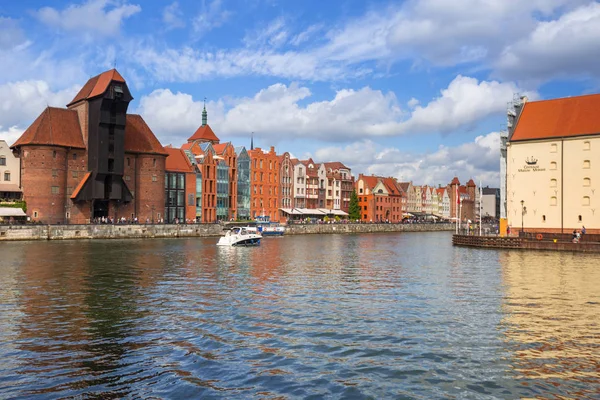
(583, 196), (590, 206)
(550, 196), (557, 206)
(584, 141), (591, 151)
(550, 179), (557, 188)
(584, 160), (591, 169)
(584, 177), (591, 187)
(550, 143), (558, 153)
(550, 162), (557, 170)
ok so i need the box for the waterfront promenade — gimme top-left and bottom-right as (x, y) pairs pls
(0, 222), (454, 241)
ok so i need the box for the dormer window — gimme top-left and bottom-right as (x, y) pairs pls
(113, 85), (123, 99)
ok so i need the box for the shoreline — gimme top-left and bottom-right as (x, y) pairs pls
(0, 223), (454, 242)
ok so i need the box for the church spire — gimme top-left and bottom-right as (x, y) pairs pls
(202, 97), (207, 127)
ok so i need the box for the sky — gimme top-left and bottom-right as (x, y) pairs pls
(2, 0), (600, 187)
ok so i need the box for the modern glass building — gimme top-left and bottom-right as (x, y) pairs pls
(235, 146), (251, 220)
(165, 172), (185, 223)
(216, 160), (230, 221)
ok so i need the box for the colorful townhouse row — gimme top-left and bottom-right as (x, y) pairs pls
(2, 68), (477, 224)
(355, 174), (478, 223)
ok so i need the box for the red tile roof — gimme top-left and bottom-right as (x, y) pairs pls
(124, 114), (168, 155)
(323, 161), (349, 170)
(70, 172), (91, 199)
(181, 143), (193, 150)
(11, 107), (85, 149)
(212, 143), (227, 154)
(511, 94), (600, 141)
(67, 69), (126, 107)
(188, 124), (220, 143)
(165, 147), (194, 173)
(450, 177), (460, 185)
(359, 175), (379, 191)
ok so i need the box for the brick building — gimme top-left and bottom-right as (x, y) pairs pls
(11, 69), (167, 224)
(248, 146), (280, 221)
(448, 177), (477, 223)
(356, 174), (404, 222)
(165, 147), (197, 223)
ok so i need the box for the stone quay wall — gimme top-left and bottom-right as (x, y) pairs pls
(0, 223), (454, 242)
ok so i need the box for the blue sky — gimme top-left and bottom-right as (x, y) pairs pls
(2, 0), (600, 186)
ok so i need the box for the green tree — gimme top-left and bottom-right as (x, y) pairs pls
(348, 190), (361, 220)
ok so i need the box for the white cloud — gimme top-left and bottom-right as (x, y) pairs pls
(163, 1), (185, 30)
(290, 24), (322, 46)
(314, 132), (502, 187)
(0, 80), (80, 130)
(0, 126), (25, 147)
(495, 2), (600, 80)
(36, 0), (141, 37)
(137, 75), (530, 145)
(243, 17), (289, 48)
(193, 0), (231, 36)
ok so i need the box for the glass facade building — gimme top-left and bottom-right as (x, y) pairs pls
(236, 147), (251, 220)
(165, 172), (185, 223)
(216, 160), (230, 221)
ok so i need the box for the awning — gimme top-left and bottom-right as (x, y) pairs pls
(296, 208), (326, 215)
(0, 207), (27, 217)
(0, 183), (22, 193)
(317, 208), (349, 216)
(279, 208), (303, 215)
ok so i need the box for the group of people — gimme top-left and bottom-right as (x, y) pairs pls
(572, 226), (586, 243)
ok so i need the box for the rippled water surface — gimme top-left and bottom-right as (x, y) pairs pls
(1, 232), (600, 399)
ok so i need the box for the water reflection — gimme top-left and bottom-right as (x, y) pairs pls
(500, 251), (600, 398)
(1, 233), (600, 398)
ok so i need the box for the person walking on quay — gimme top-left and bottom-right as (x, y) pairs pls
(582, 226), (586, 235)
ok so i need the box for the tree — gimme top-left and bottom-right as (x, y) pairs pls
(349, 190), (361, 220)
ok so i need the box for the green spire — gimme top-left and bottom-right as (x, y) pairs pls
(202, 97), (207, 126)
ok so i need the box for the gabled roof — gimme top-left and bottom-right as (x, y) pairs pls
(359, 175), (379, 191)
(188, 124), (220, 143)
(11, 107), (86, 149)
(450, 177), (460, 185)
(323, 161), (350, 171)
(124, 114), (168, 155)
(166, 147), (194, 173)
(213, 143), (228, 154)
(181, 142), (193, 151)
(466, 179), (476, 187)
(398, 182), (411, 192)
(511, 94), (600, 142)
(67, 69), (126, 106)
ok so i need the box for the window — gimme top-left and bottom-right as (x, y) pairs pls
(53, 150), (57, 158)
(550, 179), (557, 188)
(4, 172), (10, 181)
(584, 178), (591, 187)
(584, 160), (591, 169)
(583, 196), (590, 206)
(51, 186), (59, 194)
(67, 187), (73, 195)
(550, 196), (557, 206)
(579, 215), (583, 222)
(550, 143), (557, 153)
(52, 169), (58, 177)
(127, 157), (130, 166)
(153, 158), (156, 167)
(33, 211), (38, 218)
(72, 170), (78, 178)
(152, 175), (158, 182)
(125, 175), (131, 181)
(0, 156), (5, 166)
(550, 162), (557, 170)
(73, 153), (77, 160)
(584, 141), (591, 151)
(542, 215), (546, 222)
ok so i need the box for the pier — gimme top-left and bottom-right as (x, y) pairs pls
(452, 233), (600, 253)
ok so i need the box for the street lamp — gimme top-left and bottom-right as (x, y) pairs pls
(520, 200), (526, 235)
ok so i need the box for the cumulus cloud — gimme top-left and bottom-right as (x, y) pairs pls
(137, 75), (530, 146)
(314, 132), (502, 187)
(495, 2), (600, 80)
(0, 126), (25, 147)
(0, 80), (80, 131)
(36, 0), (141, 37)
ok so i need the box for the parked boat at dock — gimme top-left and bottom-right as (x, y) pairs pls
(255, 214), (286, 236)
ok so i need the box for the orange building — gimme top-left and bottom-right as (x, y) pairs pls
(356, 174), (404, 222)
(248, 146), (280, 221)
(165, 147), (197, 223)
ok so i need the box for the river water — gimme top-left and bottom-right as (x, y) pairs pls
(1, 232), (599, 399)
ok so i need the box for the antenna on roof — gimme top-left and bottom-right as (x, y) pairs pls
(113, 57), (117, 69)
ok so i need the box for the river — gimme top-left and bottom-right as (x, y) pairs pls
(1, 232), (599, 399)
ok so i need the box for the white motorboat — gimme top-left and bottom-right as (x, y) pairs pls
(217, 226), (262, 246)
